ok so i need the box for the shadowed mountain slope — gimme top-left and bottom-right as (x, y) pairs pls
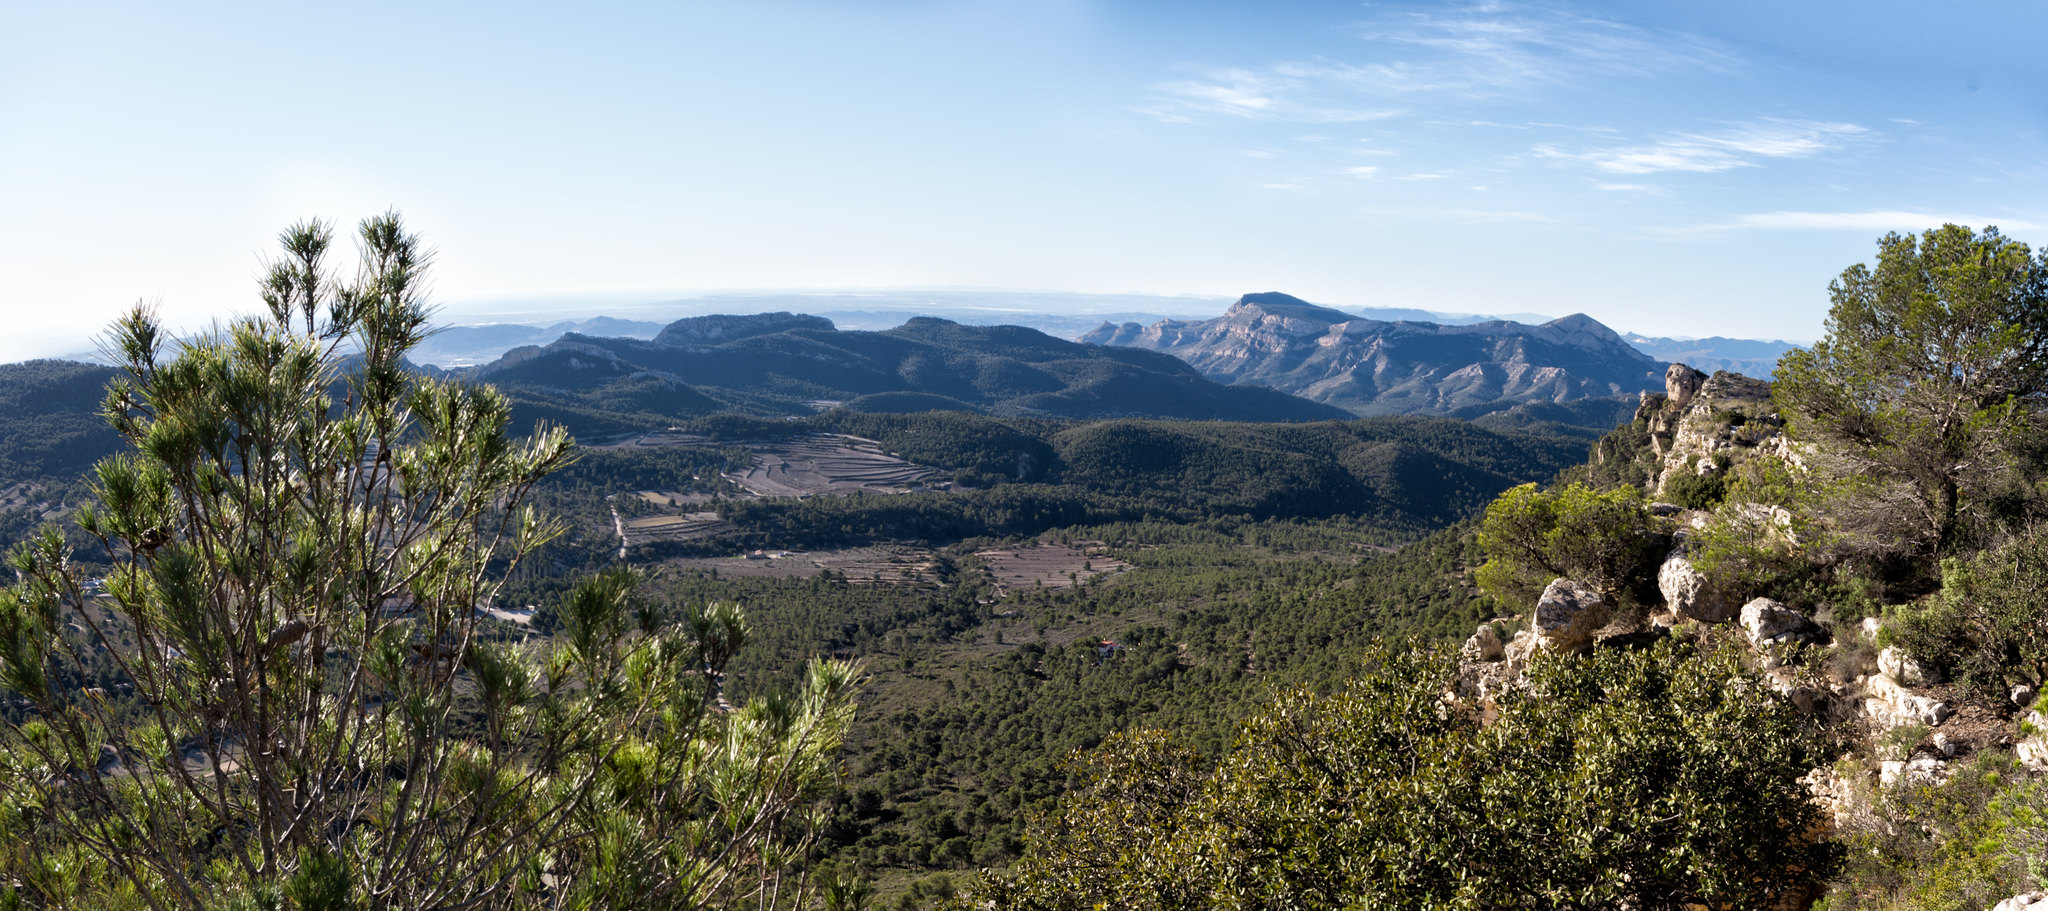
(471, 312), (1350, 432)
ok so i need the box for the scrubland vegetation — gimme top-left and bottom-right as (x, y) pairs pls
(2, 219), (2046, 909)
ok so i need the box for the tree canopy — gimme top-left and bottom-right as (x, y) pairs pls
(1774, 224), (2048, 553)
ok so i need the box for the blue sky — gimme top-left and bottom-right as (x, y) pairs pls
(3, 0), (2044, 360)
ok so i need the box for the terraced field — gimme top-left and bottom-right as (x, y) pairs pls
(620, 511), (732, 546)
(659, 545), (940, 585)
(598, 433), (943, 553)
(974, 542), (1131, 595)
(723, 434), (939, 497)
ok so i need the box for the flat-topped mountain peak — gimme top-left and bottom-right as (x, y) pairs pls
(1224, 292), (1364, 326)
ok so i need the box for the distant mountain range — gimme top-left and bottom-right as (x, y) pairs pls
(1622, 334), (1796, 379)
(412, 317), (666, 366)
(469, 311), (1349, 433)
(1081, 292), (1666, 418)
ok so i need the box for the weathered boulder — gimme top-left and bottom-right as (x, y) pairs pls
(1864, 673), (1951, 728)
(1740, 598), (1825, 647)
(1659, 553), (1736, 623)
(1461, 624), (1505, 663)
(1533, 579), (1610, 655)
(2015, 683), (2039, 709)
(1877, 646), (1942, 687)
(1929, 732), (1959, 757)
(1665, 363), (1708, 408)
(1992, 894), (2048, 911)
(1879, 756), (1950, 788)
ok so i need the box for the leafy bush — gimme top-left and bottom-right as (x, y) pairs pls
(1664, 467), (1728, 510)
(1888, 524), (2048, 696)
(967, 639), (1837, 910)
(1474, 481), (1663, 609)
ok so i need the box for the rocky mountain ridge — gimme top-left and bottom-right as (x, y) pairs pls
(1081, 292), (1667, 418)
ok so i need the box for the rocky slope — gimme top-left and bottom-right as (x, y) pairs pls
(1081, 292), (1667, 418)
(1470, 364), (2048, 908)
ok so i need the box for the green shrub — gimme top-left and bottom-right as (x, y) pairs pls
(1475, 482), (1663, 609)
(1664, 469), (1728, 510)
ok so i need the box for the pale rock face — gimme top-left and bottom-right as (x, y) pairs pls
(1665, 363), (1708, 408)
(1879, 757), (1950, 788)
(1992, 894), (2048, 911)
(2014, 683), (2039, 709)
(1800, 766), (1859, 836)
(1860, 617), (1883, 641)
(1864, 673), (1952, 728)
(1878, 647), (1942, 686)
(1532, 579), (1610, 654)
(1504, 629), (1538, 672)
(1461, 624), (1505, 663)
(1659, 553), (1735, 623)
(1740, 598), (1823, 647)
(2017, 711), (2048, 772)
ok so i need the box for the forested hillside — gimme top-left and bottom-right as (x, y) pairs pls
(469, 311), (1351, 430)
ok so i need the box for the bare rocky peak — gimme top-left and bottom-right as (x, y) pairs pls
(1083, 292), (1663, 418)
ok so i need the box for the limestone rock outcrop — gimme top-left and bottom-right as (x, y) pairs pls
(1740, 598), (1826, 647)
(2016, 711), (2048, 772)
(1992, 894), (2048, 911)
(1877, 647), (1942, 687)
(1461, 624), (1505, 663)
(1659, 553), (1736, 623)
(1636, 369), (1782, 494)
(1664, 363), (1707, 408)
(1533, 579), (1610, 654)
(1879, 757), (1950, 788)
(1864, 673), (1951, 728)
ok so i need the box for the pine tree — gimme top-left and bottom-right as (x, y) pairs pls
(0, 214), (859, 910)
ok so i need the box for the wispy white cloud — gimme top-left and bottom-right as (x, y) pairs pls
(1243, 150), (1279, 159)
(1535, 119), (1867, 174)
(1361, 205), (1559, 224)
(1344, 165), (1380, 178)
(1259, 178), (1313, 192)
(1594, 182), (1662, 193)
(1665, 210), (2047, 235)
(1400, 172), (1454, 180)
(1142, 4), (1734, 124)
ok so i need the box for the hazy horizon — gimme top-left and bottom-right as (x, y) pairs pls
(6, 1), (2038, 361)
